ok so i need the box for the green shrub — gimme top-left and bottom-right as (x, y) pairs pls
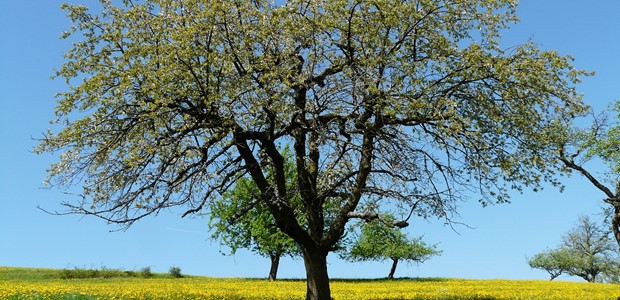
(140, 266), (153, 278)
(60, 267), (132, 279)
(60, 268), (99, 279)
(169, 266), (183, 278)
(98, 267), (125, 278)
(124, 270), (136, 277)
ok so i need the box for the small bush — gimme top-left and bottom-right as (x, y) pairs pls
(60, 267), (136, 279)
(124, 270), (136, 277)
(169, 266), (183, 278)
(60, 268), (97, 279)
(140, 266), (153, 278)
(99, 267), (125, 278)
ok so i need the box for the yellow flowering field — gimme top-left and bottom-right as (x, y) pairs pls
(2, 268), (620, 299)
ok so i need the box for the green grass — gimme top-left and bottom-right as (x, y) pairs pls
(3, 266), (620, 300)
(0, 266), (172, 281)
(0, 266), (61, 281)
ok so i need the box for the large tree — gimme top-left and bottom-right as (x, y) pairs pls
(38, 1), (588, 299)
(556, 102), (620, 251)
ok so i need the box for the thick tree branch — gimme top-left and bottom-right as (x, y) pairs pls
(346, 211), (409, 228)
(558, 149), (615, 200)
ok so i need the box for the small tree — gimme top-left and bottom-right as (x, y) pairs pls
(527, 248), (573, 280)
(343, 217), (440, 279)
(529, 216), (619, 283)
(209, 178), (300, 281)
(209, 147), (300, 281)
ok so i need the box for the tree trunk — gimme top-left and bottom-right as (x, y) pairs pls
(268, 253), (280, 281)
(612, 206), (620, 252)
(549, 273), (558, 281)
(302, 248), (331, 300)
(388, 258), (399, 280)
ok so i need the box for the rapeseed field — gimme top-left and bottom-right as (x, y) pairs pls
(2, 267), (620, 299)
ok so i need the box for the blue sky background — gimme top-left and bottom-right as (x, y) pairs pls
(1, 0), (619, 281)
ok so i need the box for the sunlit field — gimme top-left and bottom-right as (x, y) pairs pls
(2, 267), (620, 300)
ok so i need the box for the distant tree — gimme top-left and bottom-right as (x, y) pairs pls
(209, 147), (300, 281)
(529, 216), (619, 283)
(343, 217), (440, 279)
(556, 102), (620, 251)
(37, 1), (589, 299)
(561, 216), (618, 283)
(527, 248), (573, 281)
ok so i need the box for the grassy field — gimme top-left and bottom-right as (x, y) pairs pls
(2, 266), (620, 299)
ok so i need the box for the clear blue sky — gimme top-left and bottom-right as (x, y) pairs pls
(1, 0), (619, 281)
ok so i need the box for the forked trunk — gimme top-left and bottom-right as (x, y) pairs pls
(388, 258), (399, 280)
(302, 248), (331, 300)
(268, 253), (280, 281)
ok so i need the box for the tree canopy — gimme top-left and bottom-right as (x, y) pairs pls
(38, 1), (589, 299)
(527, 248), (573, 281)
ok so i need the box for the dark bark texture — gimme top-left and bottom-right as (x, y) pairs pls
(268, 253), (280, 281)
(302, 248), (331, 300)
(388, 258), (399, 280)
